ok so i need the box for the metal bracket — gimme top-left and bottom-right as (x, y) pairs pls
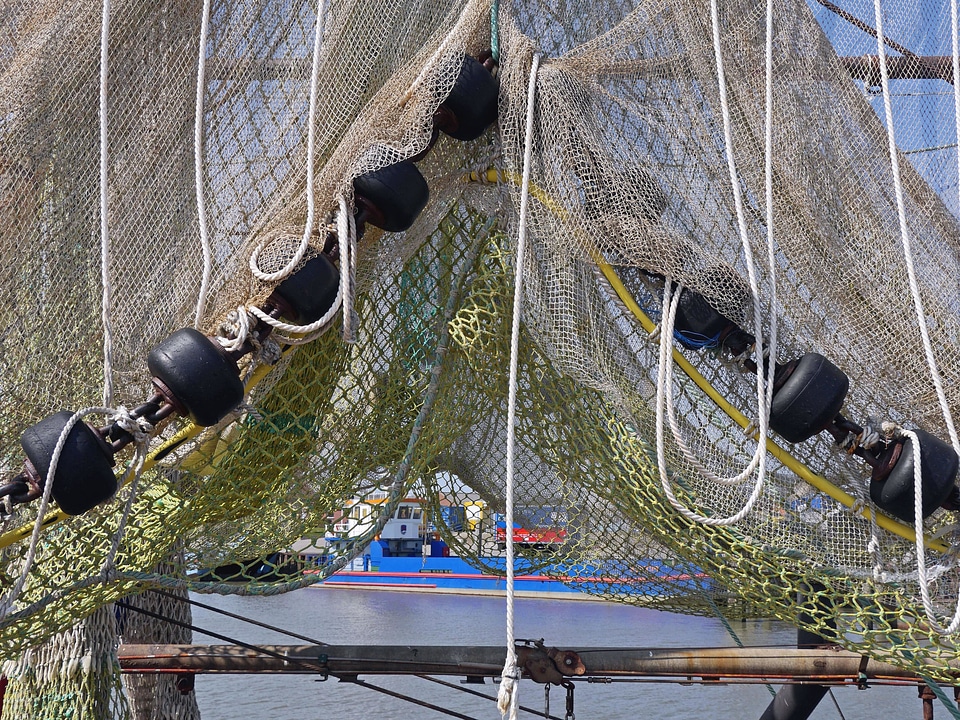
(856, 655), (869, 690)
(314, 653), (329, 681)
(517, 639), (586, 686)
(562, 680), (575, 720)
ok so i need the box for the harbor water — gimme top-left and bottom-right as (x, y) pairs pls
(192, 588), (930, 719)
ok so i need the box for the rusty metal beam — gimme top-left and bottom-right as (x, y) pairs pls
(117, 643), (947, 684)
(839, 55), (955, 84)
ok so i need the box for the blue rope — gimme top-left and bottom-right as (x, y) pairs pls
(674, 329), (722, 349)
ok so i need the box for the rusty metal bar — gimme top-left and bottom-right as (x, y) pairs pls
(839, 55), (955, 84)
(117, 643), (950, 683)
(206, 53), (957, 87)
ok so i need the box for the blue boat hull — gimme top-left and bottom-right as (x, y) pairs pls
(310, 555), (707, 601)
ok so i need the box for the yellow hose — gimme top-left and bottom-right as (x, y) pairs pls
(467, 167), (947, 554)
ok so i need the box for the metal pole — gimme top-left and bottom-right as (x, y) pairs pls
(838, 56), (955, 84)
(117, 643), (937, 682)
(758, 585), (837, 720)
(920, 683), (935, 720)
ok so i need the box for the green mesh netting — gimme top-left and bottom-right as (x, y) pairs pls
(4, 0), (960, 714)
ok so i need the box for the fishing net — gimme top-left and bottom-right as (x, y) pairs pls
(3, 0), (960, 714)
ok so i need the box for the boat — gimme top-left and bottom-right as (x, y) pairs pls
(4, 1), (960, 718)
(304, 498), (708, 600)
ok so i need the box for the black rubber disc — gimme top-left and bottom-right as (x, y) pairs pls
(271, 253), (340, 324)
(435, 55), (499, 141)
(769, 353), (848, 443)
(673, 288), (736, 349)
(871, 428), (959, 522)
(353, 161), (429, 233)
(21, 410), (117, 516)
(147, 327), (244, 427)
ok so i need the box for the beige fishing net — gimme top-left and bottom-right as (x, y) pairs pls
(2, 0), (960, 714)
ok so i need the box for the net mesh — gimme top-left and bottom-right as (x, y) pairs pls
(3, 0), (960, 713)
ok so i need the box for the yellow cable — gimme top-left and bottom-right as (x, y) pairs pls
(467, 167), (947, 554)
(597, 257), (946, 553)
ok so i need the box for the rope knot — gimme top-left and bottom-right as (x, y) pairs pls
(98, 564), (118, 585)
(217, 306), (255, 353)
(237, 402), (263, 423)
(256, 338), (283, 366)
(497, 658), (522, 719)
(881, 420), (903, 441)
(733, 350), (752, 372)
(859, 417), (882, 450)
(111, 406), (153, 445)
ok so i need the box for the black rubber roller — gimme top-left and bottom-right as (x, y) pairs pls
(271, 254), (340, 324)
(434, 54), (499, 141)
(671, 288), (755, 356)
(21, 411), (117, 516)
(674, 289), (736, 349)
(871, 428), (959, 522)
(353, 161), (429, 233)
(769, 353), (848, 443)
(148, 327), (244, 427)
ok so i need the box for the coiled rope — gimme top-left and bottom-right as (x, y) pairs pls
(653, 0), (778, 526)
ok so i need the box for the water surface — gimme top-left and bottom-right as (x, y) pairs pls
(191, 588), (929, 719)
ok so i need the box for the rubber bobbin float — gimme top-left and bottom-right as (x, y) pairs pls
(20, 411), (117, 516)
(147, 327), (245, 428)
(433, 54), (499, 142)
(768, 353), (849, 444)
(412, 52), (500, 161)
(672, 287), (754, 356)
(870, 428), (960, 522)
(353, 161), (430, 233)
(269, 253), (341, 325)
(662, 282), (960, 521)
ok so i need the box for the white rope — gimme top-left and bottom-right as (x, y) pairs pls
(762, 0), (778, 406)
(871, 0), (960, 456)
(244, 199), (348, 345)
(709, 0), (774, 380)
(0, 409), (112, 617)
(953, 0), (960, 219)
(193, 0), (213, 327)
(338, 194), (358, 343)
(655, 285), (768, 526)
(904, 428), (960, 634)
(99, 408), (152, 578)
(217, 306), (256, 354)
(497, 51), (540, 720)
(870, 1), (960, 634)
(652, 0), (778, 525)
(244, 291), (342, 345)
(99, 0), (115, 408)
(659, 284), (766, 487)
(248, 0), (329, 285)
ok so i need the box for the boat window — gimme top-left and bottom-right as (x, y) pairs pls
(411, 508), (422, 520)
(398, 506), (413, 519)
